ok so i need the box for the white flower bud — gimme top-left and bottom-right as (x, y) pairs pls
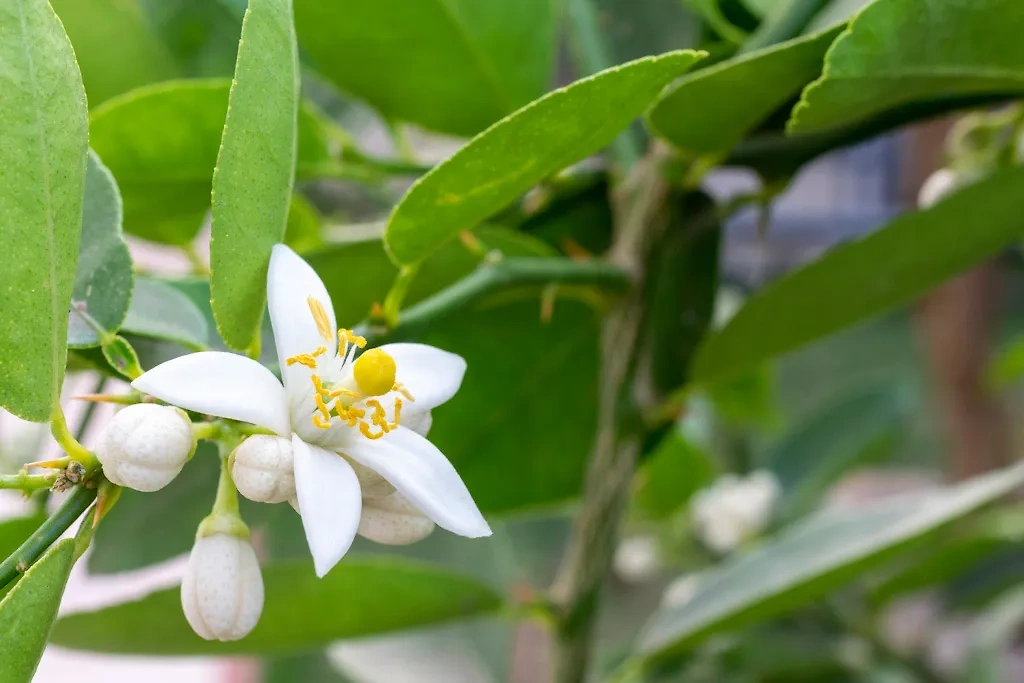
(96, 404), (193, 492)
(917, 168), (959, 208)
(181, 533), (264, 642)
(348, 459), (395, 500)
(662, 574), (700, 608)
(691, 470), (779, 554)
(231, 435), (295, 503)
(357, 492), (434, 545)
(613, 535), (660, 583)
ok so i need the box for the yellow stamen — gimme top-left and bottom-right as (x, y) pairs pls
(329, 388), (362, 399)
(359, 422), (386, 440)
(313, 393), (331, 422)
(286, 353), (318, 369)
(312, 413), (331, 429)
(338, 328), (367, 350)
(392, 382), (415, 402)
(312, 345), (327, 357)
(308, 297), (334, 342)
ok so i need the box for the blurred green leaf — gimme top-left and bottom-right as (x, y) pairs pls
(424, 298), (600, 514)
(0, 539), (77, 683)
(964, 584), (1024, 683)
(89, 79), (335, 245)
(284, 193), (325, 253)
(804, 0), (872, 32)
(67, 151), (133, 348)
(121, 277), (211, 351)
(210, 0), (300, 351)
(385, 51), (705, 265)
(264, 652), (352, 683)
(592, 0), (700, 64)
(768, 384), (909, 520)
(294, 0), (559, 137)
(638, 462), (1024, 659)
(0, 514), (46, 564)
(308, 226), (555, 326)
(788, 0), (1024, 135)
(648, 26), (840, 156)
(50, 0), (179, 107)
(52, 557), (502, 655)
(0, 0), (88, 422)
(138, 0), (246, 77)
(693, 165), (1024, 384)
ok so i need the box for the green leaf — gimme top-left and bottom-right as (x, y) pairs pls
(384, 51), (705, 265)
(648, 26), (840, 157)
(89, 79), (334, 245)
(638, 462), (1024, 659)
(138, 0), (246, 78)
(424, 298), (599, 514)
(294, 0), (559, 137)
(788, 0), (1024, 135)
(210, 0), (300, 351)
(309, 226), (555, 326)
(50, 0), (179, 107)
(0, 0), (89, 422)
(592, 0), (701, 65)
(67, 151), (133, 348)
(284, 193), (325, 253)
(693, 165), (1024, 384)
(52, 557), (501, 655)
(0, 514), (46, 564)
(0, 539), (77, 683)
(121, 277), (211, 351)
(804, 0), (873, 32)
(768, 384), (909, 520)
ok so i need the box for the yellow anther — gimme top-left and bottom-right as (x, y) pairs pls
(312, 413), (331, 429)
(312, 374), (326, 395)
(312, 346), (327, 357)
(393, 382), (415, 402)
(308, 297), (334, 342)
(393, 397), (403, 424)
(353, 349), (396, 397)
(359, 421), (386, 440)
(286, 353), (318, 369)
(313, 393), (331, 422)
(329, 388), (362, 399)
(338, 328), (367, 350)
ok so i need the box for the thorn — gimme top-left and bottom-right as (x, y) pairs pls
(540, 284), (558, 324)
(75, 392), (141, 405)
(561, 238), (593, 261)
(23, 457), (70, 470)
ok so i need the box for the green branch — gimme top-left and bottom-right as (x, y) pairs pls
(359, 257), (632, 342)
(0, 485), (96, 590)
(0, 470), (58, 493)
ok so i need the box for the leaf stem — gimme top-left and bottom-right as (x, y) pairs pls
(359, 258), (632, 343)
(0, 485), (96, 590)
(49, 403), (97, 471)
(0, 470), (58, 492)
(382, 264), (420, 328)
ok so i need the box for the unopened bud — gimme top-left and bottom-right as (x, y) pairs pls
(231, 435), (295, 503)
(96, 404), (193, 492)
(181, 533), (264, 641)
(357, 492), (435, 545)
(917, 168), (959, 208)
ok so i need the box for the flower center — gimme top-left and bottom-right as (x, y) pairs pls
(284, 297), (416, 440)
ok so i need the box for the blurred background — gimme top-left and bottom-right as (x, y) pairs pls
(2, 0), (1023, 681)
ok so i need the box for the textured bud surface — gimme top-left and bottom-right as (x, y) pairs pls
(96, 404), (193, 492)
(232, 435), (295, 503)
(357, 492), (435, 545)
(181, 533), (264, 641)
(348, 458), (395, 500)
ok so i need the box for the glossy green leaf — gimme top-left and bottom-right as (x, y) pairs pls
(309, 226), (555, 326)
(210, 0), (300, 351)
(385, 51), (705, 265)
(120, 277), (211, 351)
(52, 557), (501, 654)
(638, 462), (1024, 659)
(0, 514), (47, 567)
(0, 539), (77, 683)
(0, 0), (89, 422)
(67, 151), (133, 348)
(294, 0), (559, 137)
(50, 0), (179, 107)
(693, 165), (1024, 384)
(768, 384), (908, 520)
(648, 26), (840, 156)
(789, 0), (1024, 135)
(89, 79), (334, 245)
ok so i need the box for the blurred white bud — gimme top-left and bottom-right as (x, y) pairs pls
(691, 470), (780, 554)
(349, 458), (395, 500)
(96, 404), (193, 492)
(358, 492), (435, 545)
(613, 535), (660, 583)
(661, 573), (700, 608)
(231, 435), (295, 503)
(712, 286), (745, 330)
(917, 168), (959, 208)
(181, 533), (264, 641)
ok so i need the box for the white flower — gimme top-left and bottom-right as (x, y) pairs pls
(661, 573), (700, 608)
(613, 535), (660, 583)
(691, 470), (780, 554)
(132, 245), (491, 577)
(231, 435), (295, 504)
(95, 404), (194, 492)
(181, 533), (264, 641)
(917, 168), (959, 208)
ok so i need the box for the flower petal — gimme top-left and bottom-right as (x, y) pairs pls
(343, 426), (490, 538)
(377, 344), (466, 410)
(132, 352), (289, 435)
(292, 435), (361, 577)
(268, 244), (338, 392)
(358, 492), (435, 545)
